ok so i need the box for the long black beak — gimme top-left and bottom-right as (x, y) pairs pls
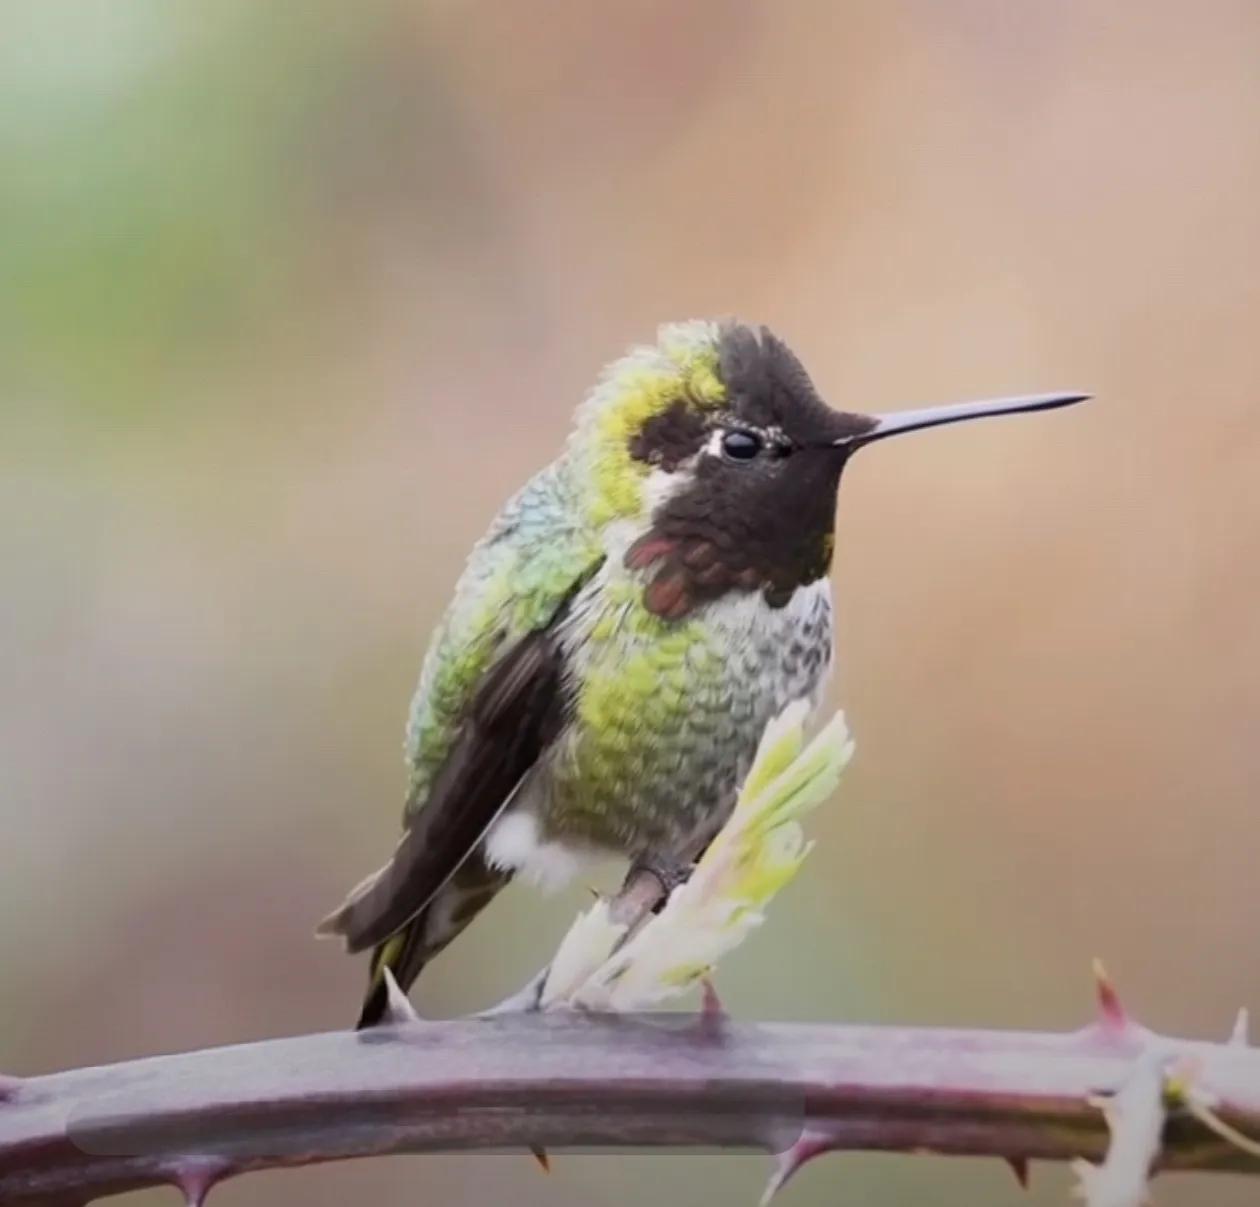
(840, 391), (1090, 448)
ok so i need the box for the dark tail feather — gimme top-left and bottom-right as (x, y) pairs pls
(356, 922), (426, 1029)
(357, 977), (390, 1030)
(355, 857), (509, 1030)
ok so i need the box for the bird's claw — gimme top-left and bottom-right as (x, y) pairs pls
(627, 854), (694, 905)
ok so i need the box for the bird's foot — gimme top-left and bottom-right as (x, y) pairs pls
(626, 853), (694, 910)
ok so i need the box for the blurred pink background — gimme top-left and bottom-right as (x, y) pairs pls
(2, 2), (1258, 1204)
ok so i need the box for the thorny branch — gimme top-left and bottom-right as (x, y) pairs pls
(3, 719), (1256, 1204)
(1, 968), (1259, 1206)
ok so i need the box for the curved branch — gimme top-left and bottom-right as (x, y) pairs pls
(2, 1006), (1259, 1205)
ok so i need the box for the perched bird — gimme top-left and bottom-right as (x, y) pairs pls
(319, 320), (1087, 1027)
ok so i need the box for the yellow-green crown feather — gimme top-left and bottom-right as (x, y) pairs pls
(571, 320), (727, 527)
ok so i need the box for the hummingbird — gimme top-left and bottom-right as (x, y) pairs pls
(319, 320), (1087, 1027)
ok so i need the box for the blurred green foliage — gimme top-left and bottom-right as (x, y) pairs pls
(2, 5), (375, 415)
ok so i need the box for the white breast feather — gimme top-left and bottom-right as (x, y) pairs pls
(485, 810), (589, 892)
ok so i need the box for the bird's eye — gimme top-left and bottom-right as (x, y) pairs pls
(721, 429), (763, 461)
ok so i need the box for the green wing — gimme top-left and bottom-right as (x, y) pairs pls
(319, 465), (603, 953)
(403, 464), (601, 818)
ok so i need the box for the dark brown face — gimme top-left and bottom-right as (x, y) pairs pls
(623, 322), (1090, 620)
(626, 324), (871, 619)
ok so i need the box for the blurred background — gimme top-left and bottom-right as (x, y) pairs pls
(2, 1), (1258, 1204)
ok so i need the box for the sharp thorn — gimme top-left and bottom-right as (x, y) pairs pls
(1005, 1156), (1031, 1189)
(172, 1158), (228, 1207)
(183, 1181), (212, 1207)
(1091, 957), (1131, 1035)
(381, 967), (425, 1027)
(698, 975), (728, 1031)
(1230, 1007), (1250, 1048)
(760, 1129), (833, 1206)
(530, 1145), (551, 1173)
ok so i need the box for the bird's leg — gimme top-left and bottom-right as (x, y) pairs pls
(608, 865), (668, 931)
(613, 852), (694, 932)
(617, 804), (731, 924)
(629, 851), (694, 896)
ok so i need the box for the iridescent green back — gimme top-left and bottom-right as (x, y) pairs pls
(403, 321), (727, 823)
(402, 463), (601, 819)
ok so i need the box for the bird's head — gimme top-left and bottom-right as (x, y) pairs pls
(571, 320), (1087, 619)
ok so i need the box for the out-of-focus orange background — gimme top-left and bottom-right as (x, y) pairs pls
(3, 3), (1258, 1204)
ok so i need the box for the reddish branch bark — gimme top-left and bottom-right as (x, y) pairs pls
(2, 995), (1259, 1205)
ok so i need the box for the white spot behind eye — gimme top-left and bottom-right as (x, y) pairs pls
(703, 428), (727, 457)
(642, 467), (680, 511)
